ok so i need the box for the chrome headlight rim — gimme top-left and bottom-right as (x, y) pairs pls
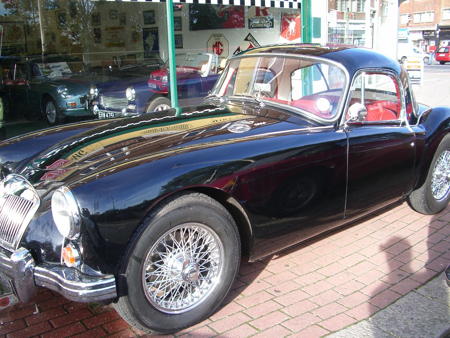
(51, 186), (81, 240)
(89, 85), (99, 97)
(126, 87), (136, 101)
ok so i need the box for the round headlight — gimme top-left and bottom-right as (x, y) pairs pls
(89, 86), (98, 97)
(51, 186), (81, 239)
(126, 87), (136, 101)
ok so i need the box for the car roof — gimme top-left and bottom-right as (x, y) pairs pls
(237, 44), (402, 78)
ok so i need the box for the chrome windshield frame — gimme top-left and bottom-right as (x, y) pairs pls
(213, 52), (351, 125)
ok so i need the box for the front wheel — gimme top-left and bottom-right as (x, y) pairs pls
(114, 192), (241, 334)
(146, 96), (171, 113)
(408, 135), (450, 214)
(44, 99), (62, 125)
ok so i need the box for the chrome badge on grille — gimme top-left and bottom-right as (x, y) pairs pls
(0, 174), (40, 251)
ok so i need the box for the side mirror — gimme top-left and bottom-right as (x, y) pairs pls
(347, 103), (367, 122)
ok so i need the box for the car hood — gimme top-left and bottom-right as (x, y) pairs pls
(47, 74), (106, 91)
(11, 102), (322, 187)
(96, 76), (148, 96)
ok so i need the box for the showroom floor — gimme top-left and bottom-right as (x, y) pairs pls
(0, 201), (449, 337)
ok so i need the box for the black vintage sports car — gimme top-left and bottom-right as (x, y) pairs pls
(0, 45), (449, 334)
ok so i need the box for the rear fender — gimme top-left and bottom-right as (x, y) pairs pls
(414, 107), (450, 189)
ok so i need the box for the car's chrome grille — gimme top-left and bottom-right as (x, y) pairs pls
(0, 175), (40, 251)
(100, 95), (128, 109)
(0, 195), (34, 248)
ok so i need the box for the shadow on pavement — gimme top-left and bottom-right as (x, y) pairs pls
(370, 208), (450, 338)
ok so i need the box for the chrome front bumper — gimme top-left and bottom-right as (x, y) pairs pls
(0, 247), (117, 303)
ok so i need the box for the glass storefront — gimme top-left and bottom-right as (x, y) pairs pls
(0, 0), (301, 138)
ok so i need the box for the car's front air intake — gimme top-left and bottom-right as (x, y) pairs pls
(0, 175), (40, 251)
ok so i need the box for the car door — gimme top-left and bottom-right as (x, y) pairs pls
(344, 70), (416, 219)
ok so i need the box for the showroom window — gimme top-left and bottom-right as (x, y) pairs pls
(0, 0), (302, 135)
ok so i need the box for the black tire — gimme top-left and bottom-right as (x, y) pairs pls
(424, 56), (430, 64)
(114, 192), (241, 334)
(146, 96), (171, 113)
(43, 98), (62, 125)
(440, 61), (446, 65)
(408, 134), (450, 214)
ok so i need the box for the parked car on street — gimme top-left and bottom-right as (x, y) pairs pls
(0, 45), (449, 334)
(91, 52), (220, 119)
(398, 43), (430, 64)
(435, 46), (450, 65)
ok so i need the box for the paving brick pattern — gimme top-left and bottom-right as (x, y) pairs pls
(1, 203), (449, 337)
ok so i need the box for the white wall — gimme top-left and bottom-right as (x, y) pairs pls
(372, 0), (399, 60)
(311, 0), (328, 44)
(168, 7), (302, 60)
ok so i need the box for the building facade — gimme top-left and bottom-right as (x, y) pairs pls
(399, 0), (450, 52)
(328, 0), (399, 59)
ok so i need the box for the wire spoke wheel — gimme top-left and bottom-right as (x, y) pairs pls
(142, 223), (224, 314)
(153, 103), (171, 111)
(45, 101), (57, 124)
(431, 150), (450, 201)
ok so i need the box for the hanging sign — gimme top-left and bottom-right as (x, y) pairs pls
(281, 13), (301, 41)
(207, 34), (229, 58)
(233, 33), (260, 55)
(248, 7), (274, 29)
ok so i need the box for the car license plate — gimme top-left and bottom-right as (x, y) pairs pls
(408, 71), (421, 79)
(148, 82), (157, 89)
(439, 54), (445, 56)
(98, 111), (117, 119)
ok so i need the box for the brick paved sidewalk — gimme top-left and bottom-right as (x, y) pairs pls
(1, 202), (449, 337)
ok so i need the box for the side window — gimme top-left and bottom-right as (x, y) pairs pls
(348, 72), (402, 122)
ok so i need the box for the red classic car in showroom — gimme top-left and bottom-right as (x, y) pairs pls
(0, 45), (449, 334)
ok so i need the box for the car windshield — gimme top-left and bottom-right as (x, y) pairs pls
(35, 61), (84, 78)
(174, 53), (210, 70)
(212, 55), (347, 121)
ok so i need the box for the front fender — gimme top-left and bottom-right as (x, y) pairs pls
(70, 154), (253, 274)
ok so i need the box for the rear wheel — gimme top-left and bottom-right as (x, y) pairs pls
(146, 96), (171, 113)
(114, 192), (241, 334)
(440, 61), (446, 65)
(408, 135), (450, 214)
